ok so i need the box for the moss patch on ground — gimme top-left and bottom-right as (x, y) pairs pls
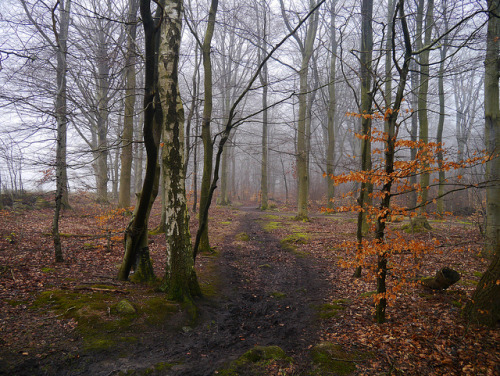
(216, 345), (293, 376)
(316, 299), (350, 319)
(263, 221), (282, 231)
(236, 232), (250, 241)
(309, 342), (371, 375)
(32, 288), (181, 353)
(280, 232), (309, 256)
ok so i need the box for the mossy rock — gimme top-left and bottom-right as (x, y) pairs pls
(113, 299), (136, 315)
(309, 342), (371, 375)
(217, 345), (293, 376)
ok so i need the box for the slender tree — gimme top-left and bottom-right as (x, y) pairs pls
(118, 0), (162, 282)
(198, 0), (218, 252)
(118, 0), (140, 209)
(417, 0), (434, 216)
(326, 0), (338, 210)
(354, 0), (374, 278)
(279, 0), (319, 220)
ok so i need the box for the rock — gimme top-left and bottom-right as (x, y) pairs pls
(114, 299), (136, 315)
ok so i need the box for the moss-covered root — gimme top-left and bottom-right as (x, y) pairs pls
(217, 345), (293, 375)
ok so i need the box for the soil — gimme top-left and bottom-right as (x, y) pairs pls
(1, 199), (498, 375)
(0, 205), (333, 375)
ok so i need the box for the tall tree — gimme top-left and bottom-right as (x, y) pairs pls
(436, 0), (449, 215)
(118, 0), (140, 209)
(326, 0), (338, 210)
(158, 0), (201, 301)
(374, 0), (412, 323)
(465, 0), (500, 326)
(354, 0), (374, 278)
(52, 0), (72, 262)
(118, 0), (162, 282)
(198, 0), (218, 252)
(256, 0), (270, 210)
(280, 0), (319, 220)
(417, 0), (434, 215)
(20, 0), (71, 210)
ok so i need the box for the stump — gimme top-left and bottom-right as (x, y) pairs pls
(421, 268), (460, 290)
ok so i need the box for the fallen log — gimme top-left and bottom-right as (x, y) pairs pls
(421, 268), (460, 290)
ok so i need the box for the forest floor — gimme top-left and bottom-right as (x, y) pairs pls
(0, 195), (499, 375)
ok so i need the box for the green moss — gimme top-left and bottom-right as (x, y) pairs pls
(258, 264), (272, 269)
(236, 232), (250, 241)
(280, 232), (309, 253)
(316, 299), (350, 319)
(32, 289), (153, 353)
(263, 214), (280, 220)
(85, 338), (116, 352)
(140, 297), (179, 325)
(220, 221), (232, 225)
(271, 291), (286, 299)
(473, 271), (483, 278)
(309, 342), (371, 375)
(263, 221), (282, 231)
(6, 299), (26, 307)
(154, 362), (174, 371)
(401, 216), (432, 233)
(217, 345), (293, 376)
(360, 291), (377, 298)
(41, 267), (55, 273)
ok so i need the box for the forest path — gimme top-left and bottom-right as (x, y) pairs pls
(79, 206), (335, 375)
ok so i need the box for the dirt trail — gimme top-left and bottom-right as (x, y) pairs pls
(10, 207), (335, 375)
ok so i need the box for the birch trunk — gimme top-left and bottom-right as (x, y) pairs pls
(158, 0), (200, 300)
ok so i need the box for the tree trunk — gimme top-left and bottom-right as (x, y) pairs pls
(354, 0), (374, 278)
(118, 0), (140, 209)
(198, 0), (218, 253)
(118, 0), (161, 282)
(279, 0), (318, 220)
(52, 0), (72, 262)
(484, 0), (500, 257)
(375, 0), (411, 324)
(326, 0), (337, 210)
(257, 1), (269, 210)
(436, 0), (448, 215)
(417, 0), (434, 215)
(466, 1), (500, 325)
(158, 0), (200, 301)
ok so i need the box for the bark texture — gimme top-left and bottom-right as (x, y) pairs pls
(118, 0), (140, 208)
(198, 0), (218, 252)
(158, 0), (200, 301)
